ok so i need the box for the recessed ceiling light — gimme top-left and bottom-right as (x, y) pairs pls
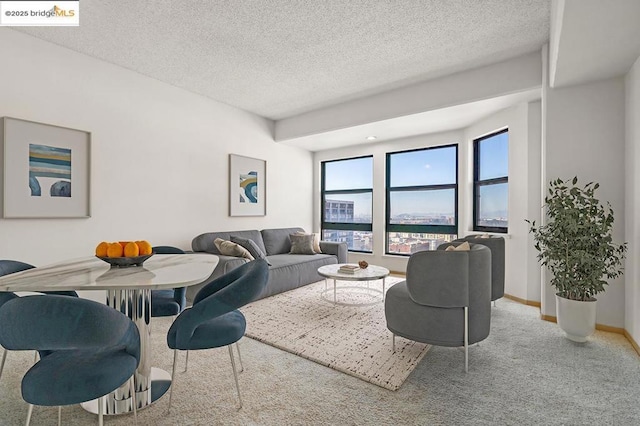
(366, 136), (377, 140)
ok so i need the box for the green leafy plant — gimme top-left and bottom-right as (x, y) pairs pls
(527, 177), (627, 301)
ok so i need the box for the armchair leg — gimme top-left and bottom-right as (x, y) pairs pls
(25, 404), (33, 426)
(235, 342), (244, 373)
(0, 348), (7, 381)
(58, 406), (61, 426)
(228, 345), (243, 409)
(493, 300), (496, 307)
(168, 349), (179, 413)
(392, 334), (396, 353)
(464, 306), (469, 373)
(184, 350), (189, 372)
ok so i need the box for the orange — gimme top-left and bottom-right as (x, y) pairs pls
(107, 242), (124, 258)
(95, 241), (109, 257)
(118, 241), (131, 249)
(124, 242), (140, 257)
(136, 240), (153, 256)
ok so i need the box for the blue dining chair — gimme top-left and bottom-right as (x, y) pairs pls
(0, 260), (79, 383)
(0, 295), (141, 426)
(151, 246), (187, 318)
(166, 259), (268, 410)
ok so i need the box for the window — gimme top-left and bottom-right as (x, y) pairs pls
(473, 129), (508, 233)
(386, 145), (458, 255)
(321, 156), (373, 252)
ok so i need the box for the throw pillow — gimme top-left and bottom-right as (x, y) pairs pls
(214, 238), (255, 260)
(230, 236), (271, 265)
(289, 233), (316, 255)
(445, 241), (471, 251)
(294, 231), (322, 253)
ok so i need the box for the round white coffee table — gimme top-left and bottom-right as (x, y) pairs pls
(317, 263), (390, 306)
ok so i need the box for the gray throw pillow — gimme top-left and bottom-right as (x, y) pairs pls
(231, 236), (271, 266)
(289, 233), (316, 255)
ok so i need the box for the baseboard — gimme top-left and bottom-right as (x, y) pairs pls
(503, 293), (541, 308)
(624, 330), (640, 357)
(540, 314), (626, 335)
(389, 270), (406, 277)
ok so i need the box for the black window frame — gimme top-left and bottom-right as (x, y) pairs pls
(321, 155), (373, 253)
(473, 128), (509, 233)
(385, 144), (458, 256)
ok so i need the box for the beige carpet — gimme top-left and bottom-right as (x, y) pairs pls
(240, 276), (430, 391)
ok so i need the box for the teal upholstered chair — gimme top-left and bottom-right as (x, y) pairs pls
(0, 260), (79, 383)
(0, 295), (140, 425)
(167, 259), (269, 410)
(385, 244), (491, 372)
(151, 246), (187, 317)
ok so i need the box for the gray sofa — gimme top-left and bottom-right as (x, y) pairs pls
(189, 227), (348, 302)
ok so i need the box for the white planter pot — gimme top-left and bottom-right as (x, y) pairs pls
(555, 294), (597, 342)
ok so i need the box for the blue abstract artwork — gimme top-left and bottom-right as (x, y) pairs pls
(29, 144), (72, 197)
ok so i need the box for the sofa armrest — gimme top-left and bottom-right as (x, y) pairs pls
(319, 241), (348, 263)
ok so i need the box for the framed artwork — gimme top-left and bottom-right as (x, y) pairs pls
(229, 154), (266, 216)
(1, 117), (91, 218)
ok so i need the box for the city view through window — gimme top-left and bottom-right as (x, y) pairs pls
(474, 130), (509, 231)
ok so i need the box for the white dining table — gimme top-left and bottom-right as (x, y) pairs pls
(0, 253), (219, 416)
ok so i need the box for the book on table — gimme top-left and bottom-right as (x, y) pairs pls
(338, 265), (359, 274)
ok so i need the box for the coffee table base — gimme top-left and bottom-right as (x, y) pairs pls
(322, 277), (386, 306)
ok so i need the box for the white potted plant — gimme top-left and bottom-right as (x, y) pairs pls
(527, 177), (627, 342)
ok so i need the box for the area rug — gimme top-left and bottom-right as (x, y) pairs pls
(240, 276), (430, 391)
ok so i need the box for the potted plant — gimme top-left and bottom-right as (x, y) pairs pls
(527, 177), (627, 342)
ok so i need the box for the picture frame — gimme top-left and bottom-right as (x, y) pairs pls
(229, 154), (266, 216)
(1, 117), (91, 218)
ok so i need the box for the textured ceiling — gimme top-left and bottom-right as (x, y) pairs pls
(15, 0), (550, 120)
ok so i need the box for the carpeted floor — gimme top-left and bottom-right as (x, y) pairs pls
(241, 276), (429, 390)
(1, 293), (639, 425)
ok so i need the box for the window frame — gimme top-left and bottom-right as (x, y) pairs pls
(473, 128), (509, 233)
(385, 144), (459, 255)
(321, 155), (373, 253)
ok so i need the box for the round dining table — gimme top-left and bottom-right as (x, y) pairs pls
(0, 253), (219, 416)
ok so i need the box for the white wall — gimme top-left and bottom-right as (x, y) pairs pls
(625, 55), (640, 341)
(543, 77), (627, 328)
(0, 29), (313, 281)
(463, 102), (542, 303)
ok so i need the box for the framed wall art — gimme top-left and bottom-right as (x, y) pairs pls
(229, 154), (266, 216)
(1, 117), (91, 218)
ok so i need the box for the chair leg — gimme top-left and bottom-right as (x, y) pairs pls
(98, 396), (103, 426)
(33, 351), (38, 363)
(58, 406), (61, 426)
(184, 350), (189, 372)
(392, 334), (396, 353)
(25, 404), (33, 426)
(464, 306), (469, 373)
(0, 348), (7, 381)
(228, 345), (243, 409)
(130, 376), (137, 425)
(493, 300), (496, 307)
(168, 349), (178, 413)
(235, 342), (244, 373)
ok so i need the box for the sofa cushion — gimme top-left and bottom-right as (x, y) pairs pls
(192, 230), (266, 255)
(289, 233), (316, 255)
(261, 227), (305, 255)
(294, 231), (322, 253)
(214, 238), (254, 260)
(231, 235), (271, 265)
(260, 253), (337, 299)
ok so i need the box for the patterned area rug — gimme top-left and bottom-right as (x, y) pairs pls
(240, 276), (430, 391)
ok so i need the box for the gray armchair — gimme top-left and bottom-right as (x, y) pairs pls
(451, 235), (505, 302)
(384, 244), (491, 372)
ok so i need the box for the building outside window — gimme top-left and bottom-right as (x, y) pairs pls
(321, 156), (373, 252)
(473, 129), (508, 233)
(386, 145), (458, 255)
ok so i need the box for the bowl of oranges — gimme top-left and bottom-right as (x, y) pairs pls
(95, 240), (154, 267)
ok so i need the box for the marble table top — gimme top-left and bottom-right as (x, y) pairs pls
(317, 263), (390, 281)
(0, 254), (219, 292)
